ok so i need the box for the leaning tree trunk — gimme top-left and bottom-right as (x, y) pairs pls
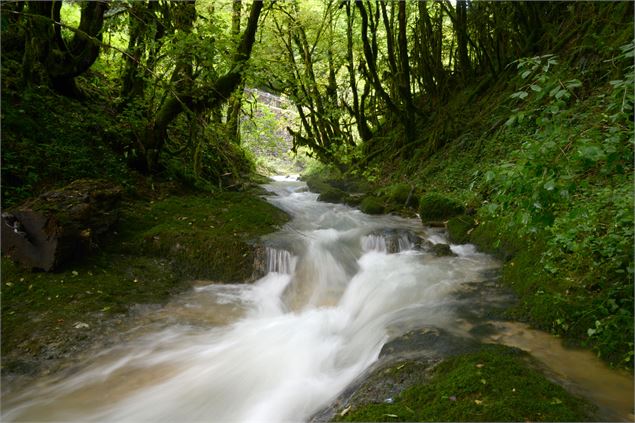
(142, 0), (263, 173)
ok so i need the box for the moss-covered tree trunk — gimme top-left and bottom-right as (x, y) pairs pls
(141, 0), (263, 173)
(22, 0), (108, 98)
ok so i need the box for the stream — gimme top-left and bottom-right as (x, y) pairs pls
(2, 176), (633, 422)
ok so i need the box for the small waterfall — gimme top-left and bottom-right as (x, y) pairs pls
(362, 231), (417, 253)
(361, 234), (387, 252)
(397, 233), (416, 251)
(266, 247), (296, 274)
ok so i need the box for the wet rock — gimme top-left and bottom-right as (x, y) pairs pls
(317, 187), (348, 204)
(359, 197), (384, 215)
(429, 242), (456, 257)
(364, 228), (422, 253)
(310, 328), (480, 423)
(1, 179), (122, 271)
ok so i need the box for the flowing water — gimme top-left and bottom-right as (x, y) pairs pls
(2, 176), (633, 422)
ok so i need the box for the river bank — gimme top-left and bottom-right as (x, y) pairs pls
(1, 180), (289, 381)
(302, 174), (634, 422)
(3, 177), (633, 422)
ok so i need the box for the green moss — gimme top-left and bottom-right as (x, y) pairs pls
(337, 345), (594, 422)
(1, 254), (179, 360)
(304, 175), (331, 194)
(318, 187), (349, 204)
(360, 196), (385, 215)
(387, 183), (415, 205)
(419, 193), (464, 222)
(447, 215), (476, 244)
(1, 190), (289, 373)
(467, 219), (524, 260)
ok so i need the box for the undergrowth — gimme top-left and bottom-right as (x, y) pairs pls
(363, 40), (634, 367)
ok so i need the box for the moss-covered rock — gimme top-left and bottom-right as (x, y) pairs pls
(334, 344), (595, 422)
(1, 179), (123, 271)
(430, 243), (456, 257)
(360, 196), (385, 215)
(304, 175), (332, 194)
(344, 194), (365, 207)
(318, 187), (349, 204)
(387, 183), (416, 206)
(447, 215), (477, 244)
(419, 192), (465, 222)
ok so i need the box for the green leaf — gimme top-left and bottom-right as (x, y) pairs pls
(521, 70), (532, 79)
(530, 84), (542, 92)
(578, 145), (605, 162)
(555, 89), (568, 100)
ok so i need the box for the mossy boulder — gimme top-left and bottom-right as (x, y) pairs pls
(447, 215), (477, 244)
(1, 179), (123, 271)
(333, 344), (594, 422)
(387, 183), (416, 207)
(304, 175), (331, 194)
(360, 196), (385, 215)
(318, 187), (349, 204)
(419, 192), (464, 222)
(430, 243), (456, 257)
(344, 194), (365, 207)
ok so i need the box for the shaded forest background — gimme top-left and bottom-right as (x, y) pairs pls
(1, 1), (633, 366)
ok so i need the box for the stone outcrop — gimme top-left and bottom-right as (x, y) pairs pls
(1, 179), (122, 271)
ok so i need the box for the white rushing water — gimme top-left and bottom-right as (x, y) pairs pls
(2, 176), (499, 422)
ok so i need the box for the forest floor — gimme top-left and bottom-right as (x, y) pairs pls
(1, 179), (288, 380)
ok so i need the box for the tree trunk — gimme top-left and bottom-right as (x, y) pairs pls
(226, 0), (243, 145)
(142, 0), (263, 172)
(24, 0), (108, 98)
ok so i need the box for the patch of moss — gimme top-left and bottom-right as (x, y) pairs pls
(336, 345), (594, 422)
(123, 192), (289, 281)
(447, 215), (476, 244)
(304, 175), (331, 194)
(467, 219), (523, 260)
(419, 192), (464, 222)
(1, 190), (289, 375)
(360, 196), (385, 215)
(318, 187), (349, 204)
(386, 183), (415, 206)
(1, 254), (179, 365)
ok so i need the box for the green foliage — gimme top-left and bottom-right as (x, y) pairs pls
(337, 345), (594, 422)
(1, 85), (132, 207)
(473, 43), (634, 365)
(418, 193), (465, 222)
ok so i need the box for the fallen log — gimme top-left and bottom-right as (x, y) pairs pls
(1, 179), (122, 271)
